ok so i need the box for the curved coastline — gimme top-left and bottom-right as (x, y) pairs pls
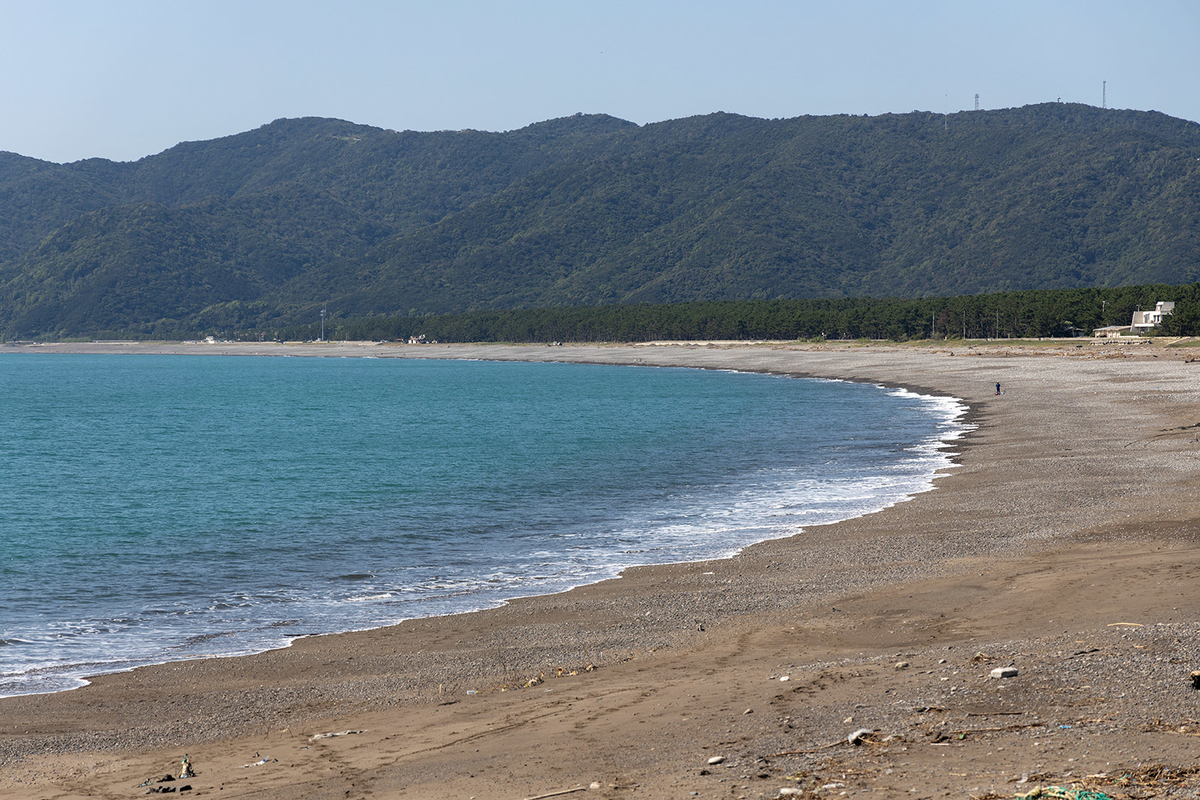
(0, 357), (968, 701)
(3, 339), (1200, 799)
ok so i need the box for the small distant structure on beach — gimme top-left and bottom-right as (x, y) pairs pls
(1092, 301), (1175, 337)
(407, 334), (427, 344)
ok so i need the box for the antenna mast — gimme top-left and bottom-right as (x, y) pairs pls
(1102, 80), (1106, 109)
(975, 93), (979, 111)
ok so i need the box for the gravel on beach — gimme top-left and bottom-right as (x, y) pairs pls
(3, 338), (1200, 799)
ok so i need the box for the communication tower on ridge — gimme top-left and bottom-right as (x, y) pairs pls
(1102, 81), (1106, 109)
(975, 94), (980, 111)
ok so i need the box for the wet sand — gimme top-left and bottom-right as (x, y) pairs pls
(3, 339), (1200, 799)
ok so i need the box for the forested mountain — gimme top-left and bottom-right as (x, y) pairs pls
(1, 104), (1198, 339)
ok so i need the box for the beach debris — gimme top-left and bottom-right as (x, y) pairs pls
(1016, 786), (1113, 800)
(768, 729), (897, 758)
(847, 728), (875, 745)
(139, 774), (180, 788)
(707, 755), (726, 765)
(1106, 622), (1143, 627)
(308, 729), (365, 741)
(239, 756), (277, 767)
(770, 736), (854, 757)
(179, 754), (194, 779)
(466, 689), (479, 695)
(946, 722), (1046, 737)
(778, 788), (802, 796)
(522, 786), (589, 800)
(779, 675), (790, 681)
(990, 666), (1019, 679)
(895, 661), (910, 670)
(1190, 670), (1200, 690)
(554, 664), (595, 677)
(524, 672), (545, 688)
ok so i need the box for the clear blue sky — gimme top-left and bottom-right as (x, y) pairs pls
(2, 0), (1197, 164)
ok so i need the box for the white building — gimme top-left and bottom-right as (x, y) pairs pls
(1130, 301), (1175, 333)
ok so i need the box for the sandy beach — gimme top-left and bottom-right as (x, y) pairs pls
(3, 339), (1200, 799)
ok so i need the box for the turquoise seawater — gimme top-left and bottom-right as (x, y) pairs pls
(0, 354), (967, 697)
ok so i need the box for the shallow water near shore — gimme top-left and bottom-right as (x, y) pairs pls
(0, 354), (967, 697)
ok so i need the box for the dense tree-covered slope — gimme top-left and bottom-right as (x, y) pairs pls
(1, 105), (1197, 338)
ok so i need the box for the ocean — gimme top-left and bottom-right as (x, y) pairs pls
(0, 354), (968, 697)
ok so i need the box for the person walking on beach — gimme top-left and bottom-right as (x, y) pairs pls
(995, 382), (1001, 395)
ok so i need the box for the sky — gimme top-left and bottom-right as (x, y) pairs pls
(2, 0), (1197, 164)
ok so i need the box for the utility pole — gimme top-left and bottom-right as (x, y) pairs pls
(320, 306), (327, 341)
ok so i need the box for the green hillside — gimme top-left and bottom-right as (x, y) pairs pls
(1, 104), (1198, 339)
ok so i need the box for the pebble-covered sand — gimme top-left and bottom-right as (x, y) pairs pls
(2, 339), (1199, 799)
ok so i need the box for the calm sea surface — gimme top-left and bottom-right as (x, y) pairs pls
(0, 354), (967, 697)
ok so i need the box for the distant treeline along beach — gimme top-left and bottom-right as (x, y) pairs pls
(224, 282), (1200, 343)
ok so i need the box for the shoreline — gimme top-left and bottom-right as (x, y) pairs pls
(1, 347), (972, 703)
(3, 341), (1200, 798)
